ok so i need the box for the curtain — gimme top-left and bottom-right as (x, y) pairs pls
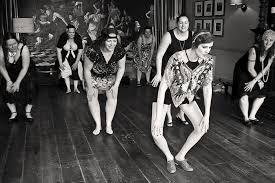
(0, 0), (18, 42)
(154, 0), (185, 47)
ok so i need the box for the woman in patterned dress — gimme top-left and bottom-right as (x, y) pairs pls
(151, 30), (214, 173)
(84, 27), (126, 135)
(133, 26), (155, 86)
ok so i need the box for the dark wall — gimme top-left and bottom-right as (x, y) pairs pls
(115, 0), (153, 27)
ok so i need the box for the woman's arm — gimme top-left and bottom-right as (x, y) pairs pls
(0, 46), (12, 83)
(113, 55), (126, 87)
(253, 56), (274, 82)
(203, 83), (212, 118)
(72, 48), (83, 70)
(83, 55), (94, 90)
(56, 47), (64, 70)
(12, 45), (30, 92)
(155, 77), (169, 121)
(151, 32), (171, 87)
(149, 36), (155, 61)
(247, 47), (257, 78)
(137, 36), (142, 58)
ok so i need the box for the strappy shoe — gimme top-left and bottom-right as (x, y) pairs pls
(175, 159), (194, 172)
(176, 116), (189, 125)
(250, 118), (263, 125)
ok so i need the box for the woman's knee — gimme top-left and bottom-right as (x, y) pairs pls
(239, 95), (248, 103)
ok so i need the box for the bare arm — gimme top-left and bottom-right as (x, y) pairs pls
(253, 56), (274, 82)
(113, 55), (126, 87)
(149, 36), (155, 60)
(0, 46), (12, 83)
(203, 83), (212, 118)
(83, 55), (94, 90)
(247, 47), (257, 78)
(137, 36), (142, 58)
(155, 76), (169, 121)
(56, 47), (64, 69)
(15, 45), (30, 84)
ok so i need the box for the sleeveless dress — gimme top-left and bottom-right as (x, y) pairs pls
(1, 45), (34, 105)
(232, 45), (275, 99)
(161, 29), (193, 104)
(133, 35), (153, 73)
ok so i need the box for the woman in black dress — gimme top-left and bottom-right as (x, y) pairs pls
(151, 13), (193, 127)
(57, 24), (83, 93)
(84, 27), (126, 135)
(0, 33), (34, 122)
(232, 29), (275, 126)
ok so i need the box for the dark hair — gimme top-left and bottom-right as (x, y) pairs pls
(192, 29), (214, 48)
(66, 24), (76, 29)
(176, 13), (188, 23)
(3, 32), (19, 46)
(96, 27), (118, 46)
(143, 26), (152, 34)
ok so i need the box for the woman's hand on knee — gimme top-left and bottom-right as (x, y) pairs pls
(199, 116), (209, 133)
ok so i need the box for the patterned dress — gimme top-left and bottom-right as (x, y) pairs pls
(133, 35), (153, 73)
(164, 51), (213, 107)
(85, 45), (126, 90)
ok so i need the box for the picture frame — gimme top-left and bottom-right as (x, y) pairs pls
(204, 0), (213, 17)
(203, 19), (213, 33)
(194, 1), (203, 17)
(213, 19), (224, 36)
(194, 19), (203, 31)
(214, 0), (225, 16)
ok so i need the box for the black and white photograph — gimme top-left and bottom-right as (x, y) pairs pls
(0, 0), (275, 182)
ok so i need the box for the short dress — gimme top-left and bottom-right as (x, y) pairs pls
(232, 45), (275, 99)
(1, 45), (34, 105)
(133, 35), (153, 73)
(85, 45), (126, 90)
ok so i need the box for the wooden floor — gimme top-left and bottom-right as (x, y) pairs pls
(1, 83), (275, 183)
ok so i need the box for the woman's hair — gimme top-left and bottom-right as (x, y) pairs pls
(66, 24), (76, 29)
(143, 26), (152, 33)
(192, 29), (213, 48)
(259, 29), (275, 60)
(99, 27), (118, 42)
(176, 13), (188, 23)
(3, 32), (19, 46)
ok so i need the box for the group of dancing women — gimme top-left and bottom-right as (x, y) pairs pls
(0, 12), (275, 174)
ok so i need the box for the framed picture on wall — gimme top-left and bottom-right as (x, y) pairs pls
(204, 0), (213, 16)
(203, 19), (213, 32)
(195, 1), (203, 17)
(194, 19), (203, 31)
(214, 0), (225, 16)
(213, 19), (224, 36)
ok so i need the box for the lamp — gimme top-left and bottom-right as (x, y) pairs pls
(230, 0), (247, 12)
(13, 18), (34, 41)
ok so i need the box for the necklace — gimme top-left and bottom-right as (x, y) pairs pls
(261, 60), (270, 83)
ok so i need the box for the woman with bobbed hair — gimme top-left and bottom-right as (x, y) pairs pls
(151, 30), (214, 173)
(84, 27), (126, 135)
(0, 33), (35, 122)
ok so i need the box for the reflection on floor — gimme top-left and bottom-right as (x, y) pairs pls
(0, 84), (275, 183)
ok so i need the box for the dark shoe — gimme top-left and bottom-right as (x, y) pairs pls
(166, 160), (176, 173)
(175, 159), (194, 172)
(250, 118), (263, 125)
(9, 112), (18, 122)
(137, 83), (142, 87)
(25, 112), (34, 123)
(176, 116), (189, 125)
(146, 82), (151, 86)
(242, 120), (252, 127)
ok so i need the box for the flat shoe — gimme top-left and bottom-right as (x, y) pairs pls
(175, 159), (193, 172)
(166, 160), (176, 173)
(167, 121), (173, 127)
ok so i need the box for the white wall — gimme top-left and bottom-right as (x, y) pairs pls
(185, 0), (260, 81)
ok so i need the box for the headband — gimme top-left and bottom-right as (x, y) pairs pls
(192, 32), (211, 43)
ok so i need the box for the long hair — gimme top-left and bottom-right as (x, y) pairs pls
(258, 40), (275, 60)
